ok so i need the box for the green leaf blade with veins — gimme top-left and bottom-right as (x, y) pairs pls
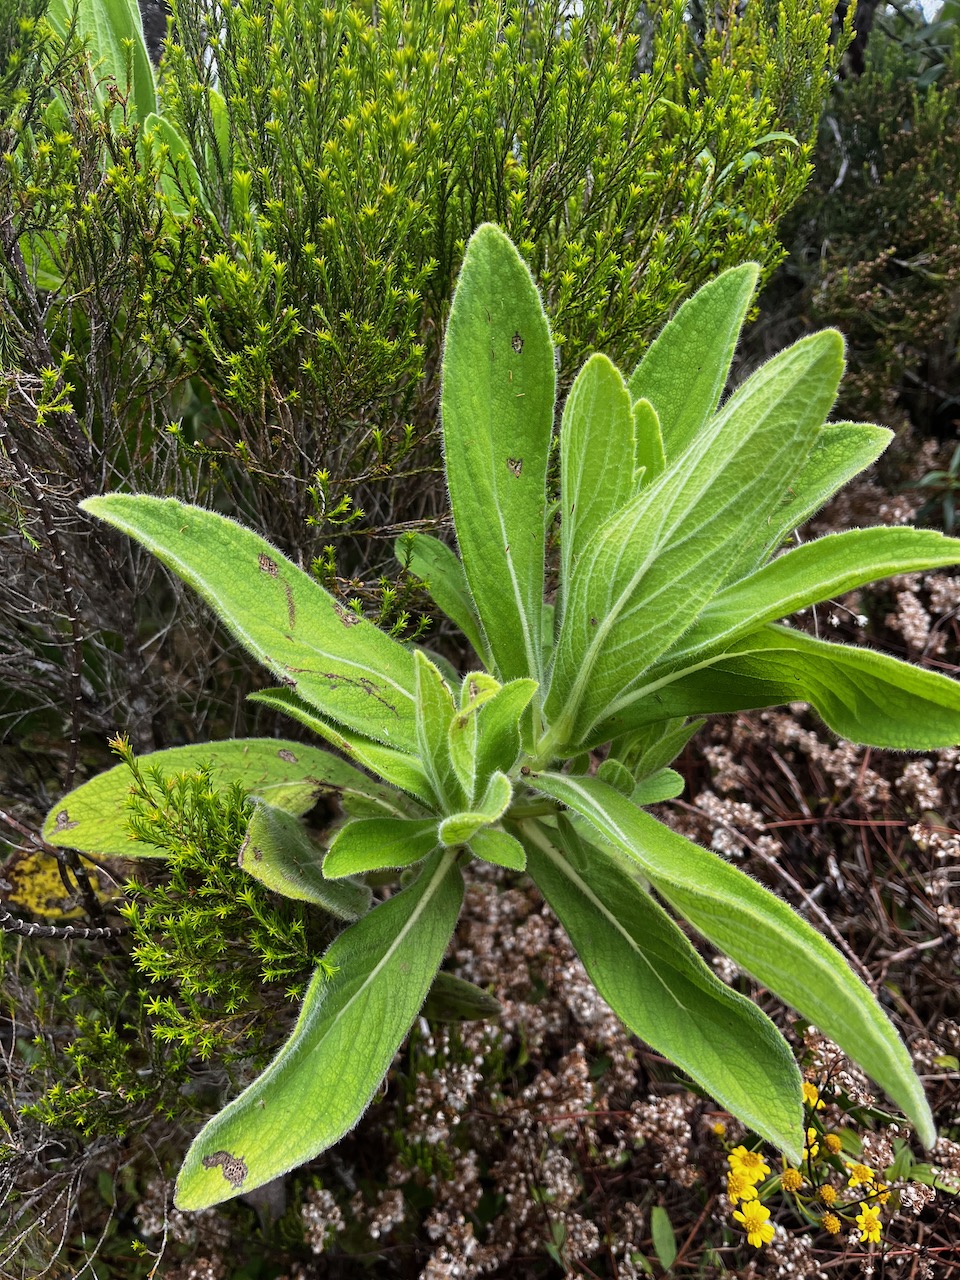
(546, 331), (845, 750)
(399, 533), (490, 665)
(524, 820), (802, 1160)
(42, 739), (364, 857)
(242, 802), (372, 919)
(527, 773), (935, 1149)
(82, 497), (418, 751)
(628, 264), (759, 460)
(598, 624), (960, 750)
(323, 816), (439, 878)
(468, 826), (526, 870)
(633, 398), (665, 488)
(664, 527), (960, 668)
(415, 651), (462, 809)
(248, 688), (433, 808)
(559, 354), (636, 595)
(45, 0), (157, 121)
(175, 849), (463, 1210)
(441, 224), (555, 684)
(738, 422), (893, 579)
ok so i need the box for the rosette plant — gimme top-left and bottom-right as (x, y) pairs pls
(46, 225), (960, 1210)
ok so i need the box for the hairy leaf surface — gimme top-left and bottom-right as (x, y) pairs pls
(528, 773), (935, 1148)
(82, 497), (418, 750)
(524, 819), (802, 1158)
(175, 850), (463, 1209)
(442, 224), (554, 684)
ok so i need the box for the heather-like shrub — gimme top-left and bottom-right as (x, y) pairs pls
(0, 0), (845, 761)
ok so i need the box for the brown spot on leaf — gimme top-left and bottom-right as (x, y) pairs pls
(506, 458), (522, 477)
(335, 604), (361, 627)
(511, 330), (523, 354)
(237, 836), (250, 867)
(277, 749), (298, 763)
(258, 553), (279, 577)
(54, 810), (78, 832)
(202, 1150), (248, 1188)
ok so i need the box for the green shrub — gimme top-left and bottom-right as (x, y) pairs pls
(0, 0), (845, 759)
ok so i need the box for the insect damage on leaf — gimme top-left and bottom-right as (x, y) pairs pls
(201, 1150), (248, 1189)
(277, 749), (298, 763)
(54, 809), (78, 831)
(511, 331), (524, 353)
(506, 458), (523, 477)
(258, 553), (278, 577)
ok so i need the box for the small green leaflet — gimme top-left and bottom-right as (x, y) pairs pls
(175, 850), (463, 1210)
(241, 802), (372, 919)
(323, 816), (439, 878)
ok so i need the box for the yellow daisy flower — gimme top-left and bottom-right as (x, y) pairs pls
(856, 1201), (882, 1244)
(821, 1212), (841, 1235)
(733, 1200), (775, 1248)
(726, 1170), (759, 1205)
(802, 1082), (825, 1110)
(847, 1162), (875, 1189)
(728, 1146), (771, 1185)
(781, 1167), (803, 1193)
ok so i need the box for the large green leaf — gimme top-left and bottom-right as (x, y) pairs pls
(248, 688), (433, 807)
(664, 527), (960, 667)
(398, 533), (490, 665)
(597, 624), (960, 750)
(241, 802), (372, 919)
(523, 819), (802, 1159)
(725, 422), (892, 582)
(82, 496), (418, 751)
(559, 354), (635, 596)
(46, 0), (157, 121)
(527, 773), (935, 1148)
(175, 850), (463, 1209)
(627, 264), (758, 459)
(545, 332), (844, 750)
(441, 224), (555, 684)
(42, 739), (361, 857)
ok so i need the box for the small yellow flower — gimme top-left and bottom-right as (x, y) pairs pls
(733, 1200), (775, 1248)
(847, 1162), (875, 1188)
(802, 1082), (825, 1110)
(823, 1133), (843, 1155)
(804, 1128), (820, 1159)
(856, 1201), (882, 1244)
(781, 1167), (803, 1193)
(728, 1146), (771, 1184)
(821, 1211), (842, 1235)
(820, 1184), (838, 1206)
(874, 1181), (891, 1205)
(726, 1170), (759, 1204)
(712, 1121), (727, 1138)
